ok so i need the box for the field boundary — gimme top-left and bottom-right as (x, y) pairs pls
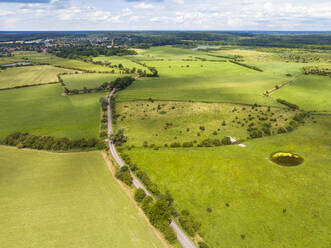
(101, 151), (171, 248)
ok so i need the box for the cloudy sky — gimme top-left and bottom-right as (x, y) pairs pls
(0, 0), (330, 31)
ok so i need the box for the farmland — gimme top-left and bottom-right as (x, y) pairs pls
(14, 51), (120, 72)
(0, 146), (165, 248)
(1, 35), (330, 248)
(62, 73), (130, 90)
(0, 84), (104, 139)
(0, 65), (75, 89)
(124, 115), (331, 248)
(92, 55), (148, 71)
(113, 46), (331, 247)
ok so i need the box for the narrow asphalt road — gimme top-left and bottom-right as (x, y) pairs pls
(107, 89), (196, 248)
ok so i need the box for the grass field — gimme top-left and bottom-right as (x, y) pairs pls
(0, 56), (23, 66)
(14, 51), (120, 73)
(0, 146), (165, 248)
(0, 84), (104, 139)
(62, 73), (131, 90)
(115, 100), (298, 147)
(0, 65), (75, 89)
(273, 75), (331, 111)
(125, 115), (331, 248)
(116, 60), (288, 106)
(113, 46), (331, 247)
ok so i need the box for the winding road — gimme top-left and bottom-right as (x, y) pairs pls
(107, 89), (196, 248)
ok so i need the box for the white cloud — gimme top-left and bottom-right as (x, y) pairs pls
(173, 0), (184, 4)
(0, 0), (330, 30)
(133, 2), (154, 9)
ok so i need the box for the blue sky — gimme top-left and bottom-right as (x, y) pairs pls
(0, 0), (330, 30)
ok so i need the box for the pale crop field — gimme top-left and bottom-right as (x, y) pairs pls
(0, 146), (165, 248)
(0, 65), (75, 89)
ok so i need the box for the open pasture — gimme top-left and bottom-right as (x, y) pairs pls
(115, 100), (298, 147)
(125, 115), (331, 248)
(14, 51), (119, 73)
(62, 73), (130, 90)
(0, 146), (165, 248)
(273, 75), (331, 111)
(0, 65), (75, 89)
(0, 84), (104, 139)
(116, 59), (289, 106)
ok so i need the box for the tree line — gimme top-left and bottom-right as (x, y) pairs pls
(1, 132), (106, 151)
(51, 46), (137, 59)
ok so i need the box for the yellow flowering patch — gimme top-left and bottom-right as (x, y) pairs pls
(271, 152), (304, 166)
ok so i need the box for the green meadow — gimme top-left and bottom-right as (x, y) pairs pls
(0, 65), (75, 89)
(0, 146), (165, 248)
(0, 84), (104, 139)
(115, 100), (298, 147)
(125, 115), (331, 248)
(116, 60), (287, 106)
(273, 75), (331, 111)
(114, 46), (331, 247)
(62, 73), (130, 90)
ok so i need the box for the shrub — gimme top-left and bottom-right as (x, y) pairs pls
(134, 188), (146, 202)
(110, 128), (128, 146)
(160, 224), (177, 243)
(277, 127), (286, 134)
(178, 210), (201, 236)
(115, 166), (132, 186)
(199, 126), (205, 131)
(170, 142), (181, 148)
(221, 136), (232, 145)
(182, 141), (193, 148)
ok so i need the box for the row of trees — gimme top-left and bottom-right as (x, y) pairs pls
(51, 46), (137, 59)
(167, 136), (233, 148)
(116, 153), (207, 246)
(303, 66), (331, 77)
(2, 132), (105, 151)
(229, 60), (264, 72)
(276, 98), (300, 110)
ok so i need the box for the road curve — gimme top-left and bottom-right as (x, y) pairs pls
(107, 89), (196, 248)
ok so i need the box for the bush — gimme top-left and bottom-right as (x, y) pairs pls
(182, 141), (193, 148)
(115, 166), (132, 186)
(160, 224), (177, 243)
(134, 188), (146, 202)
(221, 136), (232, 145)
(278, 127), (286, 134)
(178, 210), (201, 236)
(170, 142), (181, 148)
